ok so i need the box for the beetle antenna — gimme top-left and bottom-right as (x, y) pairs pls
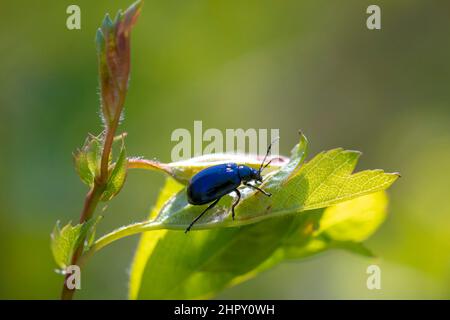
(259, 137), (279, 174)
(263, 158), (273, 170)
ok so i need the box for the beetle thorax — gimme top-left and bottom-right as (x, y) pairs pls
(237, 165), (261, 183)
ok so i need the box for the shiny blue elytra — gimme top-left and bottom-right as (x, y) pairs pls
(185, 140), (277, 233)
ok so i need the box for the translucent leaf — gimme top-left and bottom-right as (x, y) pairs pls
(128, 153), (289, 185)
(50, 218), (99, 270)
(131, 192), (385, 299)
(238, 148), (399, 217)
(128, 178), (183, 299)
(86, 132), (398, 299)
(73, 147), (93, 186)
(101, 145), (127, 201)
(149, 136), (398, 231)
(316, 191), (388, 242)
(73, 135), (102, 187)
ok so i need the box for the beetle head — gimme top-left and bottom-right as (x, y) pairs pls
(252, 167), (263, 183)
(238, 165), (261, 183)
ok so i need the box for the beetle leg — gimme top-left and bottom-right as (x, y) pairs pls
(185, 197), (221, 233)
(231, 189), (241, 220)
(245, 182), (272, 197)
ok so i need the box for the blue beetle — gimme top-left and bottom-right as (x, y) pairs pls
(185, 139), (277, 233)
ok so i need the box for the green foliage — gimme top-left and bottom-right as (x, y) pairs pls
(51, 217), (100, 270)
(128, 178), (182, 299)
(134, 133), (398, 230)
(129, 192), (387, 299)
(55, 1), (401, 299)
(165, 153), (289, 184)
(73, 135), (102, 187)
(101, 145), (128, 201)
(123, 133), (398, 299)
(317, 191), (388, 242)
(73, 134), (128, 201)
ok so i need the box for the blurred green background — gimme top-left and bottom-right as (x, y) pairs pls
(1, 0), (450, 299)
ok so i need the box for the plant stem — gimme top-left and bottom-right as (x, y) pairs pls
(100, 128), (114, 182)
(127, 158), (167, 170)
(127, 158), (174, 176)
(79, 184), (103, 224)
(60, 183), (104, 300)
(60, 97), (124, 300)
(59, 0), (142, 298)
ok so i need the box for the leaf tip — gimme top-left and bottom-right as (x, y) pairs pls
(95, 28), (105, 52)
(101, 13), (114, 33)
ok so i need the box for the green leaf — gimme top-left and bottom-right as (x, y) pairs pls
(253, 192), (388, 272)
(131, 191), (385, 299)
(73, 135), (102, 187)
(128, 178), (183, 299)
(86, 132), (397, 299)
(101, 145), (128, 201)
(329, 241), (375, 257)
(50, 217), (99, 270)
(135, 218), (300, 299)
(260, 193), (388, 264)
(86, 137), (102, 177)
(125, 135), (307, 299)
(148, 136), (398, 231)
(126, 133), (397, 299)
(128, 153), (289, 185)
(316, 191), (388, 242)
(73, 147), (92, 186)
(238, 149), (399, 217)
